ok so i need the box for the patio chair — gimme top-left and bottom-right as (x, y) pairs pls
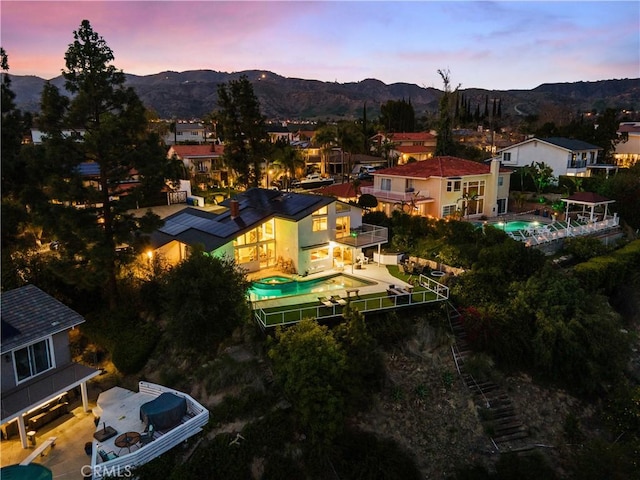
(331, 295), (347, 306)
(318, 296), (334, 307)
(139, 424), (154, 446)
(98, 449), (118, 462)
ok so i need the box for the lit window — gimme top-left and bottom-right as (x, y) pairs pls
(313, 206), (328, 216)
(310, 248), (329, 261)
(14, 339), (53, 383)
(313, 217), (328, 232)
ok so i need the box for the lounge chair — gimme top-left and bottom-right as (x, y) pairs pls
(331, 295), (347, 306)
(318, 296), (334, 307)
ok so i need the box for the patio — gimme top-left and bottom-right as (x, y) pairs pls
(0, 401), (98, 479)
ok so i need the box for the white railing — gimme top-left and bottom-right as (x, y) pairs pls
(509, 216), (620, 247)
(91, 382), (209, 479)
(360, 186), (430, 203)
(336, 223), (389, 247)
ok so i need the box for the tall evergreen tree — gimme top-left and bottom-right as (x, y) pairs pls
(35, 20), (170, 309)
(216, 75), (268, 187)
(483, 95), (489, 118)
(435, 69), (458, 156)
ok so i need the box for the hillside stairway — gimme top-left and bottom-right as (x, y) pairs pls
(447, 302), (531, 451)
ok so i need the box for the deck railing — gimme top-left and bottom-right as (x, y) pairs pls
(253, 274), (448, 328)
(91, 382), (209, 479)
(336, 223), (388, 247)
(512, 215), (620, 246)
(360, 186), (431, 203)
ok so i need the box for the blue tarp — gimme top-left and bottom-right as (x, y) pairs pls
(139, 392), (187, 430)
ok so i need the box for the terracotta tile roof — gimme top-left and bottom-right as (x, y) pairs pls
(169, 144), (224, 157)
(388, 132), (436, 141)
(375, 156), (507, 178)
(564, 192), (614, 204)
(312, 180), (373, 198)
(395, 145), (435, 154)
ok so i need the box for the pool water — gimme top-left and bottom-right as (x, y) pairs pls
(249, 273), (374, 301)
(486, 220), (543, 233)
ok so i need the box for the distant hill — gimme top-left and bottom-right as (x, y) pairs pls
(7, 70), (639, 122)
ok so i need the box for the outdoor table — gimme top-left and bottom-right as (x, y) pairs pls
(115, 431), (141, 454)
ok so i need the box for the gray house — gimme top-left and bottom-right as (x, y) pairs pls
(1, 285), (100, 448)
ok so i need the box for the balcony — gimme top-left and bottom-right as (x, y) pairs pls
(335, 223), (388, 248)
(360, 186), (430, 203)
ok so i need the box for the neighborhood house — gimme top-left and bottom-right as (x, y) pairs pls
(150, 188), (388, 274)
(361, 157), (511, 219)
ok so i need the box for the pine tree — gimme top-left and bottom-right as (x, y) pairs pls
(35, 20), (171, 309)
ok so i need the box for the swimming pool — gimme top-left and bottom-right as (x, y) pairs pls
(485, 220), (544, 233)
(248, 273), (375, 301)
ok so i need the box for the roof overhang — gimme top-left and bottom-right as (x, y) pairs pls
(1, 362), (101, 424)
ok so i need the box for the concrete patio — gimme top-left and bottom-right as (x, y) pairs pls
(0, 400), (98, 479)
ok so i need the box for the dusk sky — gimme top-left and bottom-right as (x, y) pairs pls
(2, 1), (639, 91)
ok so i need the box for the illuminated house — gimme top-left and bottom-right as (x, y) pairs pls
(1, 285), (100, 448)
(149, 188), (388, 274)
(361, 157), (511, 219)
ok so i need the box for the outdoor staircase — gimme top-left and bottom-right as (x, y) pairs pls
(447, 302), (531, 451)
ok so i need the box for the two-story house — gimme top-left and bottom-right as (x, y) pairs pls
(167, 144), (227, 188)
(1, 285), (100, 448)
(370, 132), (437, 164)
(148, 188), (387, 274)
(162, 122), (211, 145)
(361, 157), (510, 219)
(496, 137), (604, 178)
(614, 122), (640, 168)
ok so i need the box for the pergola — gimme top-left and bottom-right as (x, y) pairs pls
(561, 191), (615, 223)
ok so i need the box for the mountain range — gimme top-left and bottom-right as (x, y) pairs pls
(7, 70), (640, 122)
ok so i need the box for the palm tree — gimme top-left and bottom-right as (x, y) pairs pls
(313, 125), (337, 176)
(271, 143), (304, 190)
(337, 121), (365, 181)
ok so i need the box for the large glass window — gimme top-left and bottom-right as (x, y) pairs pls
(335, 216), (350, 238)
(313, 216), (328, 232)
(310, 247), (329, 261)
(14, 339), (53, 383)
(381, 178), (391, 191)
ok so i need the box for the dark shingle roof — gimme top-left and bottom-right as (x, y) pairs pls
(540, 137), (602, 151)
(1, 285), (86, 353)
(151, 188), (334, 251)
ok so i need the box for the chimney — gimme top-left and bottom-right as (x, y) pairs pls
(230, 200), (240, 219)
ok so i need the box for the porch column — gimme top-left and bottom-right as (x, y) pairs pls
(17, 414), (27, 449)
(377, 244), (381, 266)
(81, 381), (90, 413)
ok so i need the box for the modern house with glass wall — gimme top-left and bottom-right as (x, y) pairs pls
(149, 188), (388, 274)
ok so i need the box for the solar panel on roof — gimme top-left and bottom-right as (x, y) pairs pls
(159, 221), (190, 236)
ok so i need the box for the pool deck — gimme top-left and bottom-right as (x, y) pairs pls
(248, 262), (408, 309)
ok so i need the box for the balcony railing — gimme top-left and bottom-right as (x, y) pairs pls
(360, 186), (430, 203)
(335, 223), (388, 247)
